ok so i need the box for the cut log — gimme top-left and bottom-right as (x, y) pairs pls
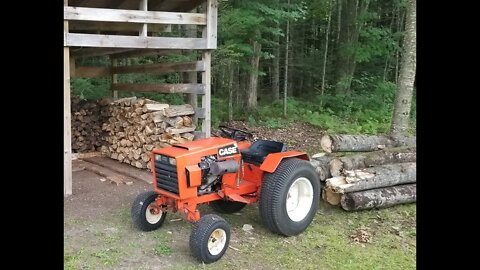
(164, 104), (195, 117)
(145, 103), (169, 111)
(309, 154), (334, 181)
(181, 132), (195, 141)
(326, 162), (416, 193)
(329, 146), (417, 176)
(323, 187), (341, 205)
(165, 116), (184, 128)
(340, 184), (416, 211)
(165, 126), (196, 135)
(320, 134), (416, 153)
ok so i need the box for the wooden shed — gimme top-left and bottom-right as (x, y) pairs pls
(64, 0), (218, 195)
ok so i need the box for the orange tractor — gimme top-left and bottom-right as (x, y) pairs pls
(131, 126), (321, 263)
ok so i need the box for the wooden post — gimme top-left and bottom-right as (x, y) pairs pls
(185, 16), (198, 125)
(139, 0), (148, 37)
(64, 0), (72, 196)
(111, 58), (118, 99)
(202, 51), (211, 137)
(206, 0), (218, 49)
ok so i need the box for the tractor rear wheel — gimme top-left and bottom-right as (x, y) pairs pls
(131, 191), (167, 231)
(209, 200), (247, 213)
(190, 214), (230, 263)
(259, 158), (320, 236)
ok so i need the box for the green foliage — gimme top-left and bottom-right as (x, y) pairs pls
(71, 77), (111, 100)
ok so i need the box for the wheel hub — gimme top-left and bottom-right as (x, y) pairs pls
(145, 203), (162, 224)
(208, 229), (227, 256)
(285, 177), (314, 222)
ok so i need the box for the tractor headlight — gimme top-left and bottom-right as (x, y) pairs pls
(154, 154), (162, 161)
(154, 154), (176, 166)
(169, 157), (176, 166)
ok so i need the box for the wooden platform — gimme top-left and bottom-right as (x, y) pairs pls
(75, 156), (154, 185)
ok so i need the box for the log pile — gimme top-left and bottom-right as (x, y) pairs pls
(310, 134), (416, 211)
(71, 97), (108, 153)
(99, 97), (196, 170)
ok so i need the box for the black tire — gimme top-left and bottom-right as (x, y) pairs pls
(259, 158), (320, 236)
(209, 200), (247, 213)
(189, 214), (230, 263)
(131, 191), (167, 231)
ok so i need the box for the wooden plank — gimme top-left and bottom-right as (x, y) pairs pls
(71, 48), (135, 58)
(145, 103), (169, 111)
(84, 156), (153, 184)
(112, 83), (206, 94)
(110, 48), (183, 59)
(81, 160), (132, 186)
(64, 6), (207, 25)
(206, 0), (218, 49)
(113, 61), (205, 74)
(65, 33), (207, 49)
(72, 151), (102, 160)
(166, 126), (197, 135)
(201, 51), (211, 137)
(185, 22), (199, 126)
(69, 21), (171, 33)
(73, 66), (111, 77)
(111, 58), (118, 98)
(64, 0), (72, 196)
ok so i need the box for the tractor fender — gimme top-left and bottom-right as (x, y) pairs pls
(259, 151), (310, 173)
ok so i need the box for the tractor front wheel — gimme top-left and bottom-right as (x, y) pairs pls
(189, 214), (230, 263)
(259, 158), (320, 236)
(131, 191), (167, 231)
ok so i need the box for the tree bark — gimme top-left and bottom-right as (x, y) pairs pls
(320, 1), (333, 104)
(320, 134), (416, 153)
(390, 0), (416, 139)
(325, 162), (416, 193)
(309, 153), (335, 181)
(329, 146), (416, 176)
(272, 0), (280, 101)
(247, 32), (261, 110)
(340, 184), (416, 211)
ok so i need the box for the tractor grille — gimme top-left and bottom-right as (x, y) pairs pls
(154, 159), (179, 195)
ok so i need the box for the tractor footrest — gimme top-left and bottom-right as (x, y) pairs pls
(226, 193), (251, 204)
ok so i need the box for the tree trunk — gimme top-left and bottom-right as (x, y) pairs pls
(323, 187), (341, 205)
(271, 0), (280, 101)
(334, 0), (369, 95)
(341, 184), (416, 211)
(329, 146), (416, 176)
(228, 62), (234, 121)
(390, 0), (416, 139)
(325, 162), (416, 193)
(320, 134), (416, 153)
(247, 33), (261, 110)
(283, 2), (290, 116)
(320, 1), (333, 104)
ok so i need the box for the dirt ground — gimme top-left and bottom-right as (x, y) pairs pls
(64, 122), (416, 270)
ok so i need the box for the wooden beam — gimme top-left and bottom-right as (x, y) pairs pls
(69, 21), (171, 33)
(64, 7), (207, 25)
(113, 61), (205, 74)
(71, 47), (134, 58)
(110, 48), (183, 59)
(111, 58), (118, 98)
(112, 83), (206, 94)
(206, 0), (218, 49)
(73, 66), (111, 78)
(185, 22), (199, 125)
(194, 107), (206, 118)
(64, 0), (72, 196)
(201, 51), (211, 137)
(65, 33), (207, 49)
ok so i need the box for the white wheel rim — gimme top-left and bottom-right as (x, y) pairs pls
(145, 203), (162, 224)
(208, 229), (227, 256)
(286, 177), (314, 222)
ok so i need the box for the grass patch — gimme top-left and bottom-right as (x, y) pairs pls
(152, 232), (173, 256)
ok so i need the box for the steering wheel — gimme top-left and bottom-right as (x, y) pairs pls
(218, 125), (253, 141)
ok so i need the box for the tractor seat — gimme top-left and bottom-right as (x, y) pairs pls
(241, 140), (288, 165)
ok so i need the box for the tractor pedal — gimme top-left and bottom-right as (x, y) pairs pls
(226, 193), (250, 204)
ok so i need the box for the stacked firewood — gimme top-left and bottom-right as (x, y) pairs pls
(99, 97), (196, 170)
(310, 134), (416, 211)
(71, 97), (108, 153)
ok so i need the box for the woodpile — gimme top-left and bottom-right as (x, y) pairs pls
(71, 97), (108, 153)
(99, 97), (196, 170)
(310, 134), (416, 211)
